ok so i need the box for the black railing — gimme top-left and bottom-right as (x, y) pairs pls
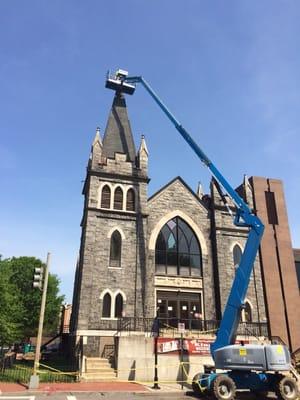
(90, 317), (268, 338)
(237, 321), (269, 337)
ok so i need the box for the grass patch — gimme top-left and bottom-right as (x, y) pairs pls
(0, 357), (78, 383)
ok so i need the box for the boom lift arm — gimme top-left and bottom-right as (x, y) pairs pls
(109, 70), (264, 358)
(105, 70), (297, 400)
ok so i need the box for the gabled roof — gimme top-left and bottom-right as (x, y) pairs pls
(148, 176), (208, 209)
(102, 92), (136, 162)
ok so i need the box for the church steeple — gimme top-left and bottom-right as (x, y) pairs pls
(102, 92), (136, 162)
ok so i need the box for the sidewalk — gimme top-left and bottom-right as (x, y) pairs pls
(0, 381), (150, 394)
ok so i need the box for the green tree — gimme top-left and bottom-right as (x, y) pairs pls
(0, 260), (22, 346)
(0, 256), (65, 345)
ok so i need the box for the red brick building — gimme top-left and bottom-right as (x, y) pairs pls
(250, 177), (300, 352)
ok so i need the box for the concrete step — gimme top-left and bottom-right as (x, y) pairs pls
(84, 357), (116, 381)
(86, 357), (111, 363)
(81, 371), (117, 381)
(86, 360), (111, 368)
(86, 367), (115, 373)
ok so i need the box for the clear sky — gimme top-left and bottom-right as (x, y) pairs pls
(1, 1), (300, 302)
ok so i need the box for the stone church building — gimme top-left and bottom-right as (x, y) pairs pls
(70, 88), (300, 359)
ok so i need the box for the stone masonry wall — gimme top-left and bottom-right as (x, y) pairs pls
(146, 178), (216, 320)
(211, 182), (266, 323)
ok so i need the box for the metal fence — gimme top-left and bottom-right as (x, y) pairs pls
(90, 317), (268, 338)
(0, 352), (78, 383)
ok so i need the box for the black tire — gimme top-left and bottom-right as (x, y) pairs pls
(192, 373), (206, 396)
(275, 376), (299, 400)
(213, 375), (236, 400)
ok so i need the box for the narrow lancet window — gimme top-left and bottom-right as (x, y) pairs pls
(110, 230), (122, 267)
(102, 293), (111, 317)
(115, 294), (124, 317)
(233, 244), (242, 269)
(126, 188), (135, 211)
(114, 187), (123, 210)
(101, 185), (111, 209)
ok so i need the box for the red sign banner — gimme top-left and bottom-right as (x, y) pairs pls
(157, 338), (249, 356)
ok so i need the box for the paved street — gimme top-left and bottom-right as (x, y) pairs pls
(0, 386), (279, 400)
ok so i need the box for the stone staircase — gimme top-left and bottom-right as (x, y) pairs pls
(81, 357), (117, 381)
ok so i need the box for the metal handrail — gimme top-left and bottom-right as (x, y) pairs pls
(89, 317), (268, 337)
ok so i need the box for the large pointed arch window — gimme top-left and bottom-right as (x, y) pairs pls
(101, 185), (111, 209)
(155, 217), (202, 276)
(110, 230), (122, 268)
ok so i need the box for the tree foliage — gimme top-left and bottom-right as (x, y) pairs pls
(0, 256), (65, 346)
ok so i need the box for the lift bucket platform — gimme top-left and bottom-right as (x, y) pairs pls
(105, 69), (136, 95)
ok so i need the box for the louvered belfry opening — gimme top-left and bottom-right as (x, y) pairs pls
(126, 188), (135, 211)
(101, 185), (111, 208)
(114, 187), (123, 210)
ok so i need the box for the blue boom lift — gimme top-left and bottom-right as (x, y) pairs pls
(105, 69), (299, 400)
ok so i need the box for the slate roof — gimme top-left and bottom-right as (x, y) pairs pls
(102, 92), (136, 162)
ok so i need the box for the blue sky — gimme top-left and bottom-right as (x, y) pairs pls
(1, 1), (300, 302)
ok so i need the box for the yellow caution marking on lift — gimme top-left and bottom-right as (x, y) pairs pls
(276, 345), (284, 354)
(239, 348), (247, 356)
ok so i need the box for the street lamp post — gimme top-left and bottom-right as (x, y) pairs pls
(29, 252), (51, 389)
(152, 315), (160, 390)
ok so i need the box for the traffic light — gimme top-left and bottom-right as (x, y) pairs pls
(33, 267), (44, 289)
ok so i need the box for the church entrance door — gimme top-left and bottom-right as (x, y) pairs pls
(156, 290), (203, 330)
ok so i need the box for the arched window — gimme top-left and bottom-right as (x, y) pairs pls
(101, 185), (111, 209)
(126, 188), (135, 211)
(115, 294), (124, 317)
(233, 244), (242, 269)
(102, 293), (111, 317)
(110, 230), (122, 267)
(155, 217), (202, 276)
(114, 187), (123, 210)
(242, 301), (252, 322)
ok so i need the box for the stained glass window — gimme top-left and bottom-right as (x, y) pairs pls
(155, 217), (202, 276)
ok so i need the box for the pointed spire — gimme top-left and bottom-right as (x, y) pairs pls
(102, 92), (136, 162)
(243, 174), (253, 205)
(139, 134), (149, 156)
(137, 134), (148, 174)
(93, 126), (102, 147)
(197, 181), (204, 198)
(243, 174), (251, 190)
(90, 126), (103, 167)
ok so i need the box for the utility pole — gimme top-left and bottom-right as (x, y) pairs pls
(29, 252), (50, 389)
